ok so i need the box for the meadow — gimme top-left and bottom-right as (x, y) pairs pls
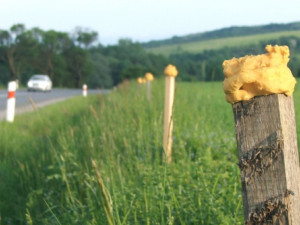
(145, 31), (300, 56)
(1, 79), (300, 224)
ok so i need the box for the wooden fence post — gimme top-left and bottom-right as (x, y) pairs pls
(232, 94), (300, 224)
(137, 77), (143, 95)
(145, 72), (154, 102)
(163, 64), (178, 163)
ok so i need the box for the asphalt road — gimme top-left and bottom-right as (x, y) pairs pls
(0, 88), (109, 120)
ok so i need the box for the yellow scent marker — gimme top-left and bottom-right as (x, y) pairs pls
(137, 77), (144, 95)
(163, 64), (178, 163)
(223, 45), (296, 104)
(137, 77), (144, 84)
(223, 45), (300, 223)
(145, 72), (154, 81)
(145, 72), (154, 102)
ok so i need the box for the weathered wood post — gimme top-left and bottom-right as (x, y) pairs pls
(163, 64), (178, 163)
(137, 77), (143, 95)
(233, 95), (300, 224)
(145, 72), (154, 102)
(136, 77), (146, 96)
(223, 45), (300, 224)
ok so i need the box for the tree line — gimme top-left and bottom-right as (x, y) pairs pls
(1, 24), (300, 88)
(0, 24), (168, 88)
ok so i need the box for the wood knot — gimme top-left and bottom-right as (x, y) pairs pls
(246, 189), (293, 225)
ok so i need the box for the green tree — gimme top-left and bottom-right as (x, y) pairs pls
(0, 24), (26, 80)
(15, 28), (43, 83)
(121, 65), (143, 80)
(64, 46), (92, 88)
(73, 27), (98, 49)
(0, 24), (42, 83)
(88, 50), (112, 88)
(41, 30), (71, 82)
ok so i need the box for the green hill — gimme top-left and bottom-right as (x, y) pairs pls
(141, 21), (300, 82)
(143, 22), (300, 56)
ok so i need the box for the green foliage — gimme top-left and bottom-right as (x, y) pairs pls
(101, 39), (168, 85)
(121, 65), (144, 80)
(74, 28), (98, 49)
(2, 22), (300, 88)
(88, 51), (113, 89)
(0, 63), (10, 84)
(0, 25), (169, 88)
(0, 80), (246, 224)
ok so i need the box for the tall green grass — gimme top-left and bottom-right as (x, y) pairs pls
(4, 79), (291, 224)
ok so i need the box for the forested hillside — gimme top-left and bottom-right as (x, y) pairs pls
(1, 22), (300, 88)
(142, 21), (300, 48)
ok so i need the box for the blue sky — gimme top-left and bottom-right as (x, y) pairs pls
(0, 0), (299, 45)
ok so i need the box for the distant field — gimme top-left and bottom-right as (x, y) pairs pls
(145, 30), (300, 56)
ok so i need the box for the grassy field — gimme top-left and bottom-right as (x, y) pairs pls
(1, 79), (300, 224)
(145, 31), (300, 56)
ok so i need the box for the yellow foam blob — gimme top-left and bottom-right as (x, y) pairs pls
(164, 64), (178, 77)
(145, 72), (154, 81)
(222, 45), (296, 104)
(137, 77), (146, 84)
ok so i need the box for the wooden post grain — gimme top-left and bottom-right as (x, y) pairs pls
(232, 94), (300, 224)
(163, 76), (175, 163)
(137, 77), (143, 96)
(147, 80), (151, 102)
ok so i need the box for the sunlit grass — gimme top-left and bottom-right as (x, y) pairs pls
(6, 79), (300, 224)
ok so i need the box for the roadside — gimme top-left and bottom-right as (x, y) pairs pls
(0, 96), (75, 120)
(0, 88), (109, 120)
